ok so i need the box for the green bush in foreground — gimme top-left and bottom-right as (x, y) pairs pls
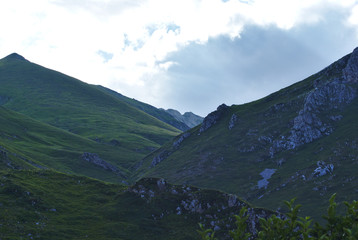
(198, 194), (358, 240)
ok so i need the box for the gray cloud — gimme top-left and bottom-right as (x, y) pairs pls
(161, 9), (358, 116)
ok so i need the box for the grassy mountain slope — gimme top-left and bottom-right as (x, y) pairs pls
(0, 106), (139, 182)
(134, 48), (358, 221)
(94, 85), (193, 131)
(0, 169), (273, 240)
(0, 53), (180, 164)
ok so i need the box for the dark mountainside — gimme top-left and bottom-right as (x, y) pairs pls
(135, 47), (358, 221)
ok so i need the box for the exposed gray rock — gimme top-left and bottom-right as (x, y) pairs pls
(246, 129), (258, 136)
(227, 195), (238, 207)
(313, 161), (334, 177)
(276, 158), (286, 167)
(288, 80), (355, 148)
(228, 113), (238, 130)
(150, 151), (171, 167)
(258, 136), (272, 145)
(270, 75), (356, 157)
(199, 104), (228, 133)
(157, 178), (166, 191)
(330, 115), (343, 121)
(343, 47), (358, 83)
(238, 145), (256, 153)
(173, 132), (191, 148)
(81, 152), (120, 173)
(257, 169), (277, 189)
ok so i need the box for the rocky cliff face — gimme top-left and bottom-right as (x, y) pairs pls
(269, 48), (357, 156)
(199, 104), (229, 133)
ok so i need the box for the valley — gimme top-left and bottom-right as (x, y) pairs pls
(1, 48), (358, 239)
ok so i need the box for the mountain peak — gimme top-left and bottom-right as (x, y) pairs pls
(3, 53), (27, 61)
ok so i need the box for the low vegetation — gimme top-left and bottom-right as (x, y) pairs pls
(199, 194), (358, 240)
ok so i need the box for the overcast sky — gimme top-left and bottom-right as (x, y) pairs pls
(1, 0), (358, 116)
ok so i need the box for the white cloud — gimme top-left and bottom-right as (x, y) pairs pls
(0, 0), (357, 115)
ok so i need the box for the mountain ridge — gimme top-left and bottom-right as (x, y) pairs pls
(133, 47), (358, 221)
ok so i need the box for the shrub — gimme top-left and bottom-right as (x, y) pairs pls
(198, 194), (358, 240)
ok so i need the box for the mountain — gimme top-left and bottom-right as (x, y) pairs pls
(0, 106), (136, 182)
(164, 109), (204, 128)
(94, 85), (202, 131)
(0, 53), (181, 175)
(0, 169), (273, 239)
(133, 47), (358, 221)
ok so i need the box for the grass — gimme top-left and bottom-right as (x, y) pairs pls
(0, 106), (138, 182)
(0, 170), (272, 240)
(0, 54), (180, 171)
(134, 51), (358, 222)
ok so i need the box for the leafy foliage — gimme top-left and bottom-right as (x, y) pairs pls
(199, 194), (358, 240)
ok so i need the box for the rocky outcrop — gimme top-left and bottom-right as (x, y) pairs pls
(199, 104), (228, 133)
(228, 113), (238, 130)
(257, 169), (277, 189)
(173, 132), (191, 148)
(289, 81), (355, 145)
(128, 178), (276, 237)
(313, 161), (334, 177)
(81, 152), (122, 175)
(269, 50), (358, 156)
(343, 47), (358, 83)
(150, 151), (171, 167)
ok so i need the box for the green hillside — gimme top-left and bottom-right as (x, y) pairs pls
(0, 53), (180, 164)
(134, 48), (358, 221)
(0, 106), (140, 182)
(0, 169), (273, 240)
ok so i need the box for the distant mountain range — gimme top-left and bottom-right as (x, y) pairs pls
(134, 47), (358, 221)
(94, 85), (203, 131)
(164, 109), (203, 129)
